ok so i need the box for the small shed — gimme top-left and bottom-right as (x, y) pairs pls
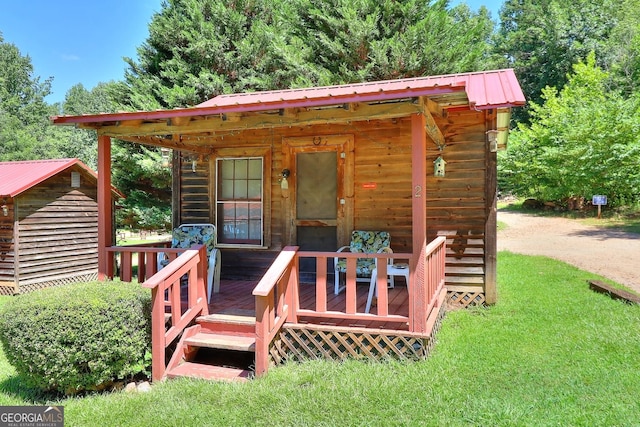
(0, 159), (121, 294)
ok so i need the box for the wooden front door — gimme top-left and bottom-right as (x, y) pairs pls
(283, 135), (354, 278)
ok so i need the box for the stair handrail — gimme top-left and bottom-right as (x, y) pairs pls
(252, 246), (299, 376)
(420, 236), (447, 332)
(142, 244), (209, 381)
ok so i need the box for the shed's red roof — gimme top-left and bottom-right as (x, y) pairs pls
(51, 69), (525, 126)
(0, 158), (101, 198)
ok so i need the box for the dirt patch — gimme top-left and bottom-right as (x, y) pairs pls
(497, 210), (640, 294)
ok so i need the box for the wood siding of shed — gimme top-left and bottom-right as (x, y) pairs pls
(15, 170), (99, 289)
(0, 197), (17, 292)
(177, 112), (492, 292)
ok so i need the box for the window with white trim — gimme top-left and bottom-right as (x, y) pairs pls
(215, 157), (263, 246)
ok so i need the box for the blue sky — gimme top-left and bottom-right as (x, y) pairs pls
(0, 0), (503, 104)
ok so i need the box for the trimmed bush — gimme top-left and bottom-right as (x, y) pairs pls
(0, 281), (151, 394)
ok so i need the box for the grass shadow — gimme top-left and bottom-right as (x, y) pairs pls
(0, 373), (64, 404)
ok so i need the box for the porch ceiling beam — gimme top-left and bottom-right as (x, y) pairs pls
(113, 135), (213, 154)
(91, 101), (423, 138)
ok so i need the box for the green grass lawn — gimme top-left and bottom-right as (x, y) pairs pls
(1, 252), (639, 426)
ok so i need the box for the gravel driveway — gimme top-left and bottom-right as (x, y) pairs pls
(497, 210), (640, 294)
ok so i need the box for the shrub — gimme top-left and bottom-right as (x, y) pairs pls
(0, 281), (151, 395)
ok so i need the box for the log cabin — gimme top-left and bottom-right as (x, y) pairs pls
(51, 69), (525, 381)
(0, 159), (121, 294)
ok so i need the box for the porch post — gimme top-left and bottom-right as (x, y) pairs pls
(410, 113), (428, 333)
(484, 111), (498, 304)
(97, 135), (113, 280)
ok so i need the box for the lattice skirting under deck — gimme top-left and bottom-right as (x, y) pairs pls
(0, 285), (17, 296)
(446, 289), (486, 308)
(268, 303), (446, 367)
(13, 273), (99, 294)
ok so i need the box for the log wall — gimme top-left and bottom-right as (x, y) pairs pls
(177, 111), (492, 297)
(428, 109), (489, 300)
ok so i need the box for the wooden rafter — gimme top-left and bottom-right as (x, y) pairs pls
(424, 97), (445, 118)
(114, 135), (212, 154)
(90, 101), (422, 139)
(418, 97), (445, 148)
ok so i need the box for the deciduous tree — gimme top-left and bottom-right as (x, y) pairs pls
(499, 54), (640, 206)
(0, 34), (59, 161)
(494, 0), (619, 120)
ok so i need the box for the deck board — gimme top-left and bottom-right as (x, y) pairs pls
(206, 279), (410, 331)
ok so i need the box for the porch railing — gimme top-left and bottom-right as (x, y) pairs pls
(107, 244), (209, 381)
(252, 236), (447, 376)
(297, 251), (413, 323)
(422, 236), (447, 332)
(105, 241), (172, 282)
(105, 237), (446, 380)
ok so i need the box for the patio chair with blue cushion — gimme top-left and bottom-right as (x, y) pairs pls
(333, 230), (392, 295)
(158, 223), (221, 303)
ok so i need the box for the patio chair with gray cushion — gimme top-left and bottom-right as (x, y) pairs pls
(333, 230), (392, 295)
(158, 223), (221, 303)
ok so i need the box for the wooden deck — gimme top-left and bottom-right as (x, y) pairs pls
(208, 278), (411, 331)
(117, 240), (447, 380)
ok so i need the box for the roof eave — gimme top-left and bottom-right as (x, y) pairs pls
(5, 159), (79, 197)
(51, 86), (467, 127)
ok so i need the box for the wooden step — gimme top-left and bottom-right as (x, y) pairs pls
(197, 312), (256, 335)
(166, 361), (251, 382)
(445, 276), (485, 285)
(185, 332), (256, 352)
(445, 266), (485, 276)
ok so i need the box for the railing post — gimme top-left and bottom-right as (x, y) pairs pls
(149, 285), (166, 382)
(410, 113), (428, 333)
(286, 254), (299, 323)
(97, 135), (113, 280)
(254, 295), (269, 376)
(197, 245), (209, 315)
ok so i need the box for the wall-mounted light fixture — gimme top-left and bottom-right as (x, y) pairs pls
(184, 154), (205, 173)
(486, 130), (499, 153)
(1, 199), (8, 217)
(160, 147), (171, 167)
(280, 169), (290, 190)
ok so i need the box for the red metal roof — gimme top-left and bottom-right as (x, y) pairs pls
(51, 69), (525, 126)
(0, 158), (97, 197)
(199, 69), (525, 111)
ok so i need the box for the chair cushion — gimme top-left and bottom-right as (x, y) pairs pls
(336, 231), (390, 278)
(172, 224), (216, 255)
(336, 258), (376, 276)
(349, 231), (390, 253)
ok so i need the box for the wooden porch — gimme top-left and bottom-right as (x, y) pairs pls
(48, 70), (529, 382)
(110, 237), (447, 382)
(208, 279), (412, 329)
